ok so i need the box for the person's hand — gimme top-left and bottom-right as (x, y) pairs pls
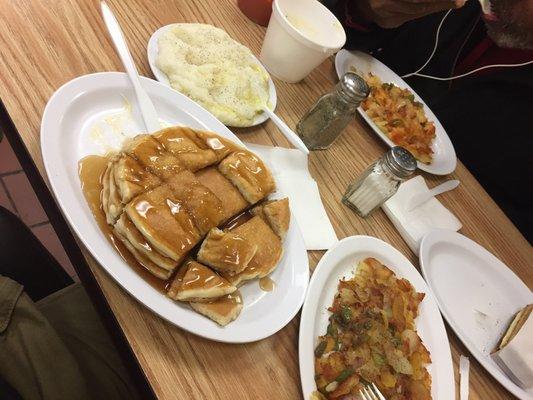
(356, 0), (466, 28)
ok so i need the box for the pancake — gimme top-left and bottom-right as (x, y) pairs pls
(123, 134), (184, 180)
(224, 216), (282, 285)
(125, 184), (200, 262)
(84, 127), (286, 326)
(195, 167), (249, 221)
(112, 153), (160, 203)
(154, 127), (218, 171)
(114, 213), (177, 272)
(197, 228), (257, 275)
(218, 150), (275, 204)
(167, 260), (236, 302)
(101, 162), (111, 220)
(106, 159), (124, 224)
(113, 229), (172, 280)
(166, 171), (225, 235)
(223, 267), (261, 287)
(251, 198), (290, 240)
(195, 130), (241, 162)
(189, 291), (243, 326)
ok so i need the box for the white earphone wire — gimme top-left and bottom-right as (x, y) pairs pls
(411, 60), (533, 80)
(400, 8), (533, 81)
(401, 9), (453, 79)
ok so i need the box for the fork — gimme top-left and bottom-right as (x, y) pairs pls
(359, 383), (386, 400)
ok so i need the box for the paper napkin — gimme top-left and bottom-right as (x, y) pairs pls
(382, 176), (462, 253)
(245, 143), (338, 250)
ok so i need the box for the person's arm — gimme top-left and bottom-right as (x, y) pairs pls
(0, 375), (23, 400)
(0, 276), (92, 400)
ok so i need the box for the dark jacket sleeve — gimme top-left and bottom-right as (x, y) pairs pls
(0, 375), (23, 400)
(324, 0), (403, 51)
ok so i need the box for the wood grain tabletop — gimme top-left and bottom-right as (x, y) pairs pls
(0, 0), (531, 398)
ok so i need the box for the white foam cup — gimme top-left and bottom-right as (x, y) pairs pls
(260, 0), (346, 83)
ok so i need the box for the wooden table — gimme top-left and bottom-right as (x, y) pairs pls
(0, 1), (530, 398)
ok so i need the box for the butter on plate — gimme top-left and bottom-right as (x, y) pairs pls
(492, 304), (533, 389)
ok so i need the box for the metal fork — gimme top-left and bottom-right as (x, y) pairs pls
(359, 383), (386, 400)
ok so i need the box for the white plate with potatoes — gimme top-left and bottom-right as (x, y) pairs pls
(335, 49), (456, 176)
(40, 72), (308, 343)
(299, 236), (454, 399)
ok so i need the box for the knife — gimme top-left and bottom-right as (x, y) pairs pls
(407, 179), (460, 212)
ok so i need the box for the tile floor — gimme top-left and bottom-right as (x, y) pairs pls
(0, 136), (77, 279)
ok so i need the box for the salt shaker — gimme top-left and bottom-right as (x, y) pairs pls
(296, 72), (369, 150)
(342, 147), (416, 217)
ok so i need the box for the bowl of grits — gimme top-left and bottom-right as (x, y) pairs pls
(148, 23), (277, 128)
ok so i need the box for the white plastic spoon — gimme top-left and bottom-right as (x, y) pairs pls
(261, 107), (309, 155)
(101, 1), (161, 133)
(407, 179), (460, 211)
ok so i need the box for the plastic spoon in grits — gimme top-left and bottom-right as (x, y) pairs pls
(261, 107), (309, 155)
(101, 1), (161, 133)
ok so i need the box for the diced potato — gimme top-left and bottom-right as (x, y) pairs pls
(330, 375), (359, 399)
(402, 329), (421, 355)
(380, 369), (397, 388)
(314, 257), (431, 400)
(324, 336), (337, 354)
(385, 348), (413, 375)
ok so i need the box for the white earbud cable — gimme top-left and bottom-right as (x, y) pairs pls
(402, 9), (453, 79)
(400, 9), (533, 81)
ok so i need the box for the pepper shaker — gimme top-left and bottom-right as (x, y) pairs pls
(296, 72), (369, 150)
(342, 147), (417, 217)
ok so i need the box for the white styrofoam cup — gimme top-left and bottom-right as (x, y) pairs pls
(260, 0), (346, 83)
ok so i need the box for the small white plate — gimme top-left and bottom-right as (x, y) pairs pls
(299, 235), (454, 400)
(420, 230), (533, 399)
(40, 72), (309, 343)
(335, 49), (457, 176)
(147, 24), (277, 128)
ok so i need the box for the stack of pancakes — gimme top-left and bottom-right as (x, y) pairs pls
(100, 127), (290, 325)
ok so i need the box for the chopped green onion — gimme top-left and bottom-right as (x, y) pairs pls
(314, 341), (327, 357)
(341, 306), (352, 323)
(327, 322), (338, 337)
(336, 368), (354, 383)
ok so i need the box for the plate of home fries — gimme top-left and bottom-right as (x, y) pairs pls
(40, 72), (309, 343)
(147, 23), (277, 128)
(335, 49), (457, 176)
(299, 236), (454, 400)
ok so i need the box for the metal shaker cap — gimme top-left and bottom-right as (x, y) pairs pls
(384, 146), (417, 178)
(338, 72), (369, 103)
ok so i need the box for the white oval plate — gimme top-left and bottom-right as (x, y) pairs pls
(147, 24), (277, 128)
(335, 49), (457, 176)
(40, 72), (308, 343)
(420, 230), (533, 399)
(299, 235), (454, 400)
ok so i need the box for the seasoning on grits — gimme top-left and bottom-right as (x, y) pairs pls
(156, 23), (270, 127)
